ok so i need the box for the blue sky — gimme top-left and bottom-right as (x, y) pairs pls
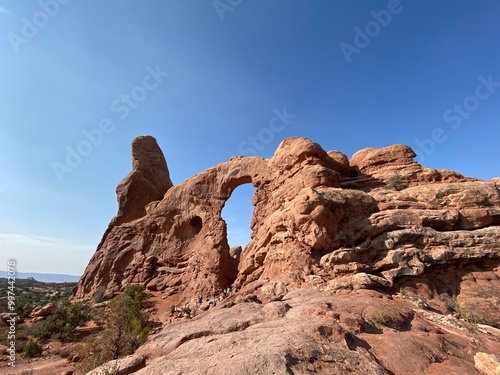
(0, 1), (499, 275)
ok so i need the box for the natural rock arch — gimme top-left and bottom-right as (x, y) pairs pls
(73, 135), (500, 323)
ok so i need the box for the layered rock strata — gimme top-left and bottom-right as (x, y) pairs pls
(73, 137), (500, 328)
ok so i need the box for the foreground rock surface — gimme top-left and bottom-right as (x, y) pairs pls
(130, 288), (500, 374)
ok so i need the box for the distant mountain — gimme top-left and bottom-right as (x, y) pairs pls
(0, 271), (80, 283)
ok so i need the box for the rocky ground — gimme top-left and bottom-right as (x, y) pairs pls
(118, 286), (500, 374)
(2, 284), (500, 374)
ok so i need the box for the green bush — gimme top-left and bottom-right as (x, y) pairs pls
(22, 340), (42, 358)
(123, 284), (148, 303)
(32, 300), (91, 340)
(106, 285), (150, 358)
(182, 306), (192, 318)
(386, 174), (405, 191)
(80, 285), (150, 371)
(374, 310), (386, 326)
(451, 300), (484, 324)
(16, 302), (34, 318)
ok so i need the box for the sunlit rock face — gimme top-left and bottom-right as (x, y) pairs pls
(73, 136), (500, 331)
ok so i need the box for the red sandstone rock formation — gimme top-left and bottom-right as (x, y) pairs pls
(70, 136), (500, 374)
(111, 135), (173, 227)
(74, 138), (499, 313)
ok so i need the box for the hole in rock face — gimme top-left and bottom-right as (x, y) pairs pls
(221, 183), (256, 250)
(178, 216), (203, 241)
(190, 216), (203, 235)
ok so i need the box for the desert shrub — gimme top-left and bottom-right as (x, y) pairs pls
(32, 300), (91, 340)
(80, 285), (150, 372)
(16, 302), (34, 318)
(374, 310), (386, 326)
(22, 340), (42, 358)
(182, 306), (192, 318)
(123, 283), (148, 303)
(106, 285), (150, 358)
(450, 300), (484, 324)
(92, 305), (107, 329)
(386, 174), (405, 191)
(79, 337), (114, 373)
(106, 297), (149, 358)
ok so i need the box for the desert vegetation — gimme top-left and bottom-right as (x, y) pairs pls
(386, 174), (406, 191)
(449, 299), (485, 324)
(0, 281), (151, 373)
(32, 300), (91, 340)
(22, 339), (42, 358)
(78, 284), (151, 372)
(0, 278), (76, 318)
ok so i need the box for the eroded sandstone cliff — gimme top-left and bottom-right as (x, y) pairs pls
(74, 137), (499, 312)
(72, 136), (500, 374)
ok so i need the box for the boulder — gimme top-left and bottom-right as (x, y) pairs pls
(30, 302), (56, 317)
(86, 354), (146, 375)
(257, 281), (288, 302)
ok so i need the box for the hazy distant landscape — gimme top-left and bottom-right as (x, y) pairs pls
(0, 271), (80, 283)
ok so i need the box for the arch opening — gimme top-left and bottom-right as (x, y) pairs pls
(221, 183), (256, 251)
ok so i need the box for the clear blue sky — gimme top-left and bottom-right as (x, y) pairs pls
(0, 1), (499, 275)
